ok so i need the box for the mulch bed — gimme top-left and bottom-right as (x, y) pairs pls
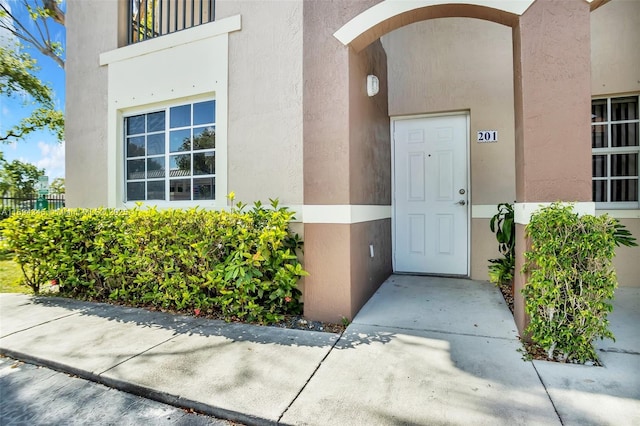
(497, 281), (514, 314)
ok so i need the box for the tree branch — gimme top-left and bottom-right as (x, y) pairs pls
(0, 1), (65, 69)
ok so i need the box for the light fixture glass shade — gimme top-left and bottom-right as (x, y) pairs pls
(367, 75), (379, 97)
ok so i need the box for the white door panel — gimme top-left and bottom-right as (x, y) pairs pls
(394, 115), (468, 275)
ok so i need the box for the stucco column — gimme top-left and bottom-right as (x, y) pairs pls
(512, 0), (593, 335)
(303, 0), (392, 323)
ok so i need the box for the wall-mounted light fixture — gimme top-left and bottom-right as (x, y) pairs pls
(367, 74), (379, 97)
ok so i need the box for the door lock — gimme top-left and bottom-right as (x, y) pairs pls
(456, 200), (466, 206)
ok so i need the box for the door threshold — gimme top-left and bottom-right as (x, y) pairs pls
(392, 272), (470, 279)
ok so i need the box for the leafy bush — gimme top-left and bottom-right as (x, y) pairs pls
(522, 203), (636, 363)
(488, 203), (515, 286)
(1, 199), (306, 324)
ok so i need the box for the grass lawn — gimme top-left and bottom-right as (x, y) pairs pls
(0, 256), (30, 293)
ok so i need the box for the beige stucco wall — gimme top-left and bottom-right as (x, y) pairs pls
(381, 17), (515, 280)
(217, 1), (304, 205)
(471, 218), (501, 279)
(68, 1), (304, 208)
(591, 0), (640, 97)
(591, 0), (640, 287)
(66, 0), (121, 207)
(612, 218), (640, 287)
(382, 17), (515, 206)
(349, 40), (392, 205)
(302, 0), (393, 322)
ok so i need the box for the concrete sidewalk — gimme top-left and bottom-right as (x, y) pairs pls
(1, 276), (638, 425)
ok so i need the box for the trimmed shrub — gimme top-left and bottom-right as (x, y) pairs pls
(1, 200), (306, 324)
(522, 203), (636, 363)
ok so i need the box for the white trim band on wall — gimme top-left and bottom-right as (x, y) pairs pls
(596, 210), (640, 219)
(514, 202), (596, 225)
(470, 204), (639, 220)
(302, 205), (392, 224)
(472, 204), (503, 219)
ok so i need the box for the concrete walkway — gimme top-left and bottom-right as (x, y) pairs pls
(1, 276), (638, 425)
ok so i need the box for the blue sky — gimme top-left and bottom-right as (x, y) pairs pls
(1, 0), (66, 179)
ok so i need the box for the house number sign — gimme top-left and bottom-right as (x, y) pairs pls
(477, 130), (498, 143)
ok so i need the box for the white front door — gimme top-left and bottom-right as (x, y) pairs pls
(393, 114), (469, 275)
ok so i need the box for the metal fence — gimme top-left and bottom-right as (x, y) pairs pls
(128, 0), (215, 44)
(1, 195), (66, 215)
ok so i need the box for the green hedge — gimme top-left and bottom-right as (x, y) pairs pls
(1, 200), (306, 324)
(522, 203), (636, 363)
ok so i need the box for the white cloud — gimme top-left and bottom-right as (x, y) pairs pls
(0, 0), (17, 48)
(36, 141), (65, 179)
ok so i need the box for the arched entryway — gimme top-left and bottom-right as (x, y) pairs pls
(302, 1), (595, 334)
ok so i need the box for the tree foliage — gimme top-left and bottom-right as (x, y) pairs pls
(49, 176), (63, 194)
(0, 158), (44, 198)
(174, 128), (216, 172)
(0, 44), (63, 142)
(0, 0), (64, 143)
(0, 0), (64, 68)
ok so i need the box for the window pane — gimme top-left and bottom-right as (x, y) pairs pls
(611, 123), (638, 147)
(592, 180), (607, 202)
(193, 101), (215, 125)
(592, 99), (606, 123)
(611, 179), (638, 202)
(194, 152), (215, 175)
(193, 177), (214, 200)
(592, 155), (607, 177)
(126, 115), (145, 135)
(193, 126), (215, 150)
(170, 129), (191, 152)
(591, 124), (607, 148)
(127, 136), (145, 157)
(611, 153), (638, 177)
(170, 179), (191, 201)
(147, 181), (165, 200)
(124, 100), (215, 204)
(127, 182), (145, 201)
(170, 105), (191, 128)
(147, 133), (165, 155)
(170, 154), (191, 177)
(612, 97), (638, 121)
(127, 159), (145, 180)
(147, 111), (165, 132)
(147, 157), (165, 178)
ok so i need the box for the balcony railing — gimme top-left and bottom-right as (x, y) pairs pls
(128, 0), (215, 45)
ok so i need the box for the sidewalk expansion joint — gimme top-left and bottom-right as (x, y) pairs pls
(0, 311), (83, 339)
(531, 360), (565, 426)
(96, 322), (203, 377)
(599, 347), (640, 356)
(351, 321), (518, 342)
(277, 330), (344, 424)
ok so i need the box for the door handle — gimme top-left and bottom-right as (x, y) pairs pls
(456, 200), (466, 206)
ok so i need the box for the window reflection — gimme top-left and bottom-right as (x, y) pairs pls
(193, 101), (215, 125)
(125, 100), (216, 202)
(170, 179), (191, 201)
(170, 129), (191, 152)
(170, 154), (191, 177)
(170, 105), (191, 128)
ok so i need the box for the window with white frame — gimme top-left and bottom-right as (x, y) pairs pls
(592, 95), (639, 207)
(125, 100), (216, 202)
